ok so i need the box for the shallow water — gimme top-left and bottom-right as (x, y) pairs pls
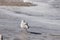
(0, 0), (60, 40)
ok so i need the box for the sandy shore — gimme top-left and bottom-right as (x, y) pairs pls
(0, 2), (36, 6)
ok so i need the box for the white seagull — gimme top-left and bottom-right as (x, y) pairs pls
(20, 20), (29, 30)
(23, 0), (28, 2)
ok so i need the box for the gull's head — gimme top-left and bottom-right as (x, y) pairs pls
(22, 20), (25, 23)
(20, 20), (26, 27)
(21, 20), (26, 24)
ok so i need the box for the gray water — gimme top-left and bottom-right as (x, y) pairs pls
(0, 0), (60, 40)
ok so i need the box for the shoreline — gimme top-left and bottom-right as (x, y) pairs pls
(0, 2), (37, 6)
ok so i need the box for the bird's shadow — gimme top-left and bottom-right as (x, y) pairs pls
(27, 31), (42, 35)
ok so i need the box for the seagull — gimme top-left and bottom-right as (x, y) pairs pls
(23, 0), (28, 2)
(20, 20), (29, 31)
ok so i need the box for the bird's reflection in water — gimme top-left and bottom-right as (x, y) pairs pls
(20, 29), (42, 40)
(20, 29), (29, 40)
